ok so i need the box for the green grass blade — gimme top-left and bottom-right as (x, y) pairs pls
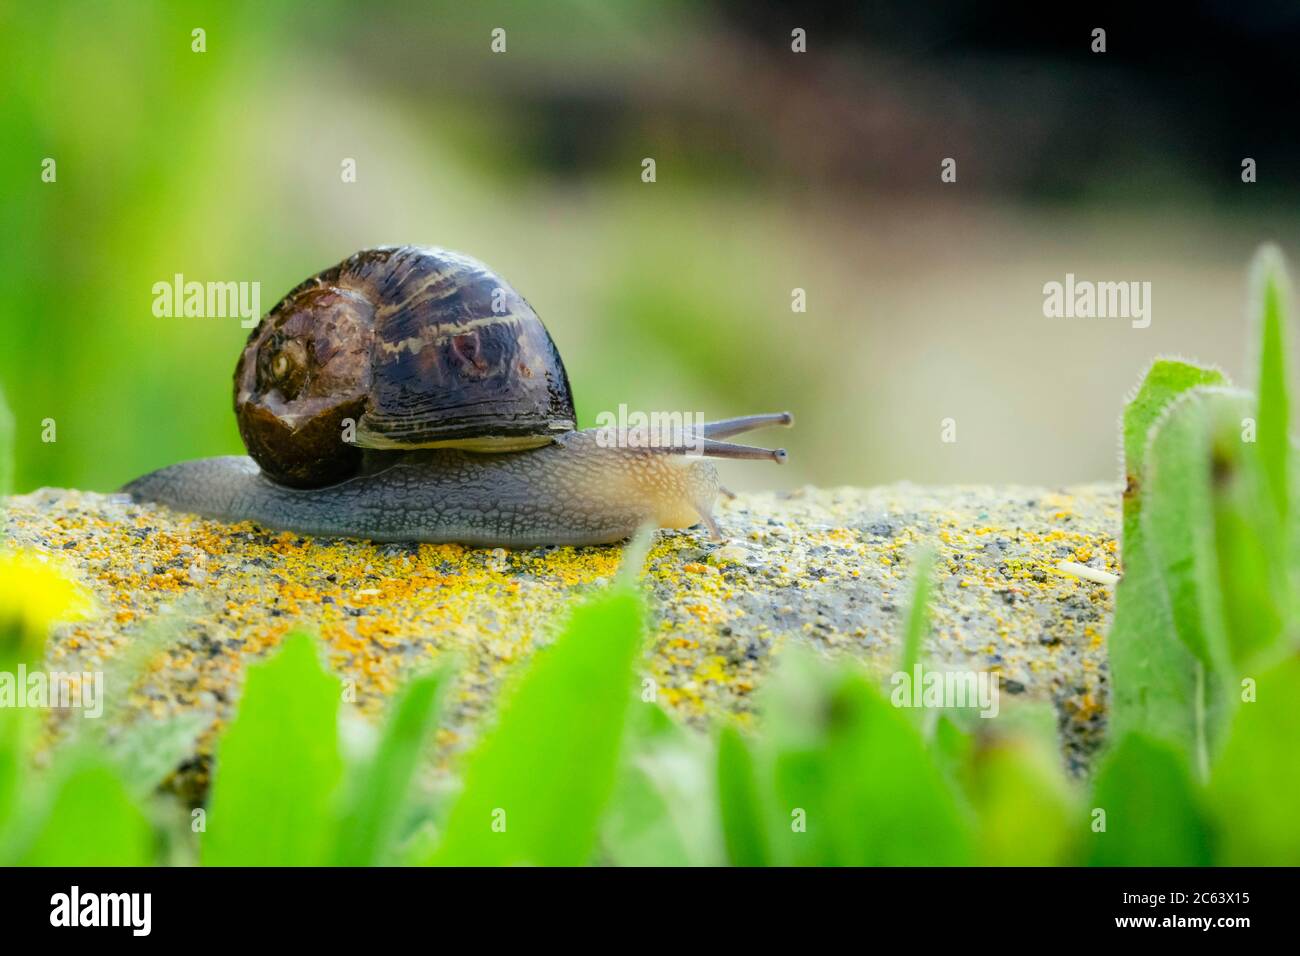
(615, 525), (655, 589)
(898, 545), (935, 677)
(332, 665), (452, 866)
(427, 588), (644, 866)
(202, 633), (344, 866)
(1250, 245), (1293, 523)
(716, 724), (770, 867)
(1248, 246), (1300, 625)
(1087, 732), (1212, 866)
(1208, 653), (1300, 864)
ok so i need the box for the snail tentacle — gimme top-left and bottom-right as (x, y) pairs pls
(696, 411), (794, 438)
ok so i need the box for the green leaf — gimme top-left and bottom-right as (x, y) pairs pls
(762, 651), (972, 866)
(1208, 654), (1300, 864)
(427, 587), (644, 866)
(17, 760), (152, 866)
(969, 737), (1076, 866)
(935, 702), (1073, 865)
(1140, 387), (1289, 770)
(0, 707), (30, 849)
(1250, 245), (1293, 524)
(1142, 387), (1242, 674)
(1207, 399), (1289, 667)
(332, 664), (452, 866)
(1087, 733), (1212, 866)
(716, 724), (770, 867)
(202, 632), (343, 866)
(1123, 360), (1229, 515)
(1106, 552), (1197, 755)
(601, 703), (721, 866)
(1108, 360), (1226, 758)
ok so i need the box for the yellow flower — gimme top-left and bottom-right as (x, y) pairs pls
(0, 549), (94, 657)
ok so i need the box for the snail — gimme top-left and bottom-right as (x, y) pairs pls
(124, 246), (792, 547)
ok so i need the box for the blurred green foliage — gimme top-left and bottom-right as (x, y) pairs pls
(423, 589), (643, 866)
(202, 632), (345, 866)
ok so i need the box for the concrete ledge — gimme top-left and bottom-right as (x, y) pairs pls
(3, 483), (1119, 784)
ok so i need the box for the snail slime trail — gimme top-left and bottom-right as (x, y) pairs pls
(125, 246), (794, 546)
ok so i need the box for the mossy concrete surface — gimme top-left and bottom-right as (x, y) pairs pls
(3, 483), (1119, 785)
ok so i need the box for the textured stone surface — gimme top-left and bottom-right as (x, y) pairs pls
(3, 483), (1120, 786)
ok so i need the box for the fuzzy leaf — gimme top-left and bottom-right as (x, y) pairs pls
(1108, 360), (1226, 756)
(1141, 387), (1241, 673)
(1122, 360), (1228, 518)
(1208, 654), (1300, 865)
(1209, 399), (1289, 666)
(1144, 385), (1288, 713)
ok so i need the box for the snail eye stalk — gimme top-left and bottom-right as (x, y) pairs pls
(651, 412), (794, 461)
(697, 411), (793, 439)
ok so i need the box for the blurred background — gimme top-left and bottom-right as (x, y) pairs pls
(3, 0), (1300, 494)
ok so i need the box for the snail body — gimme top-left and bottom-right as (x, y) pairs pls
(126, 246), (791, 546)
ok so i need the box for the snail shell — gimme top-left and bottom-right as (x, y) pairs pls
(234, 246), (576, 487)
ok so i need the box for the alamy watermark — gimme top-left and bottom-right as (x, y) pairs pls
(890, 663), (1000, 718)
(594, 404), (706, 454)
(1042, 273), (1151, 329)
(50, 886), (150, 936)
(0, 665), (103, 718)
(152, 274), (262, 328)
